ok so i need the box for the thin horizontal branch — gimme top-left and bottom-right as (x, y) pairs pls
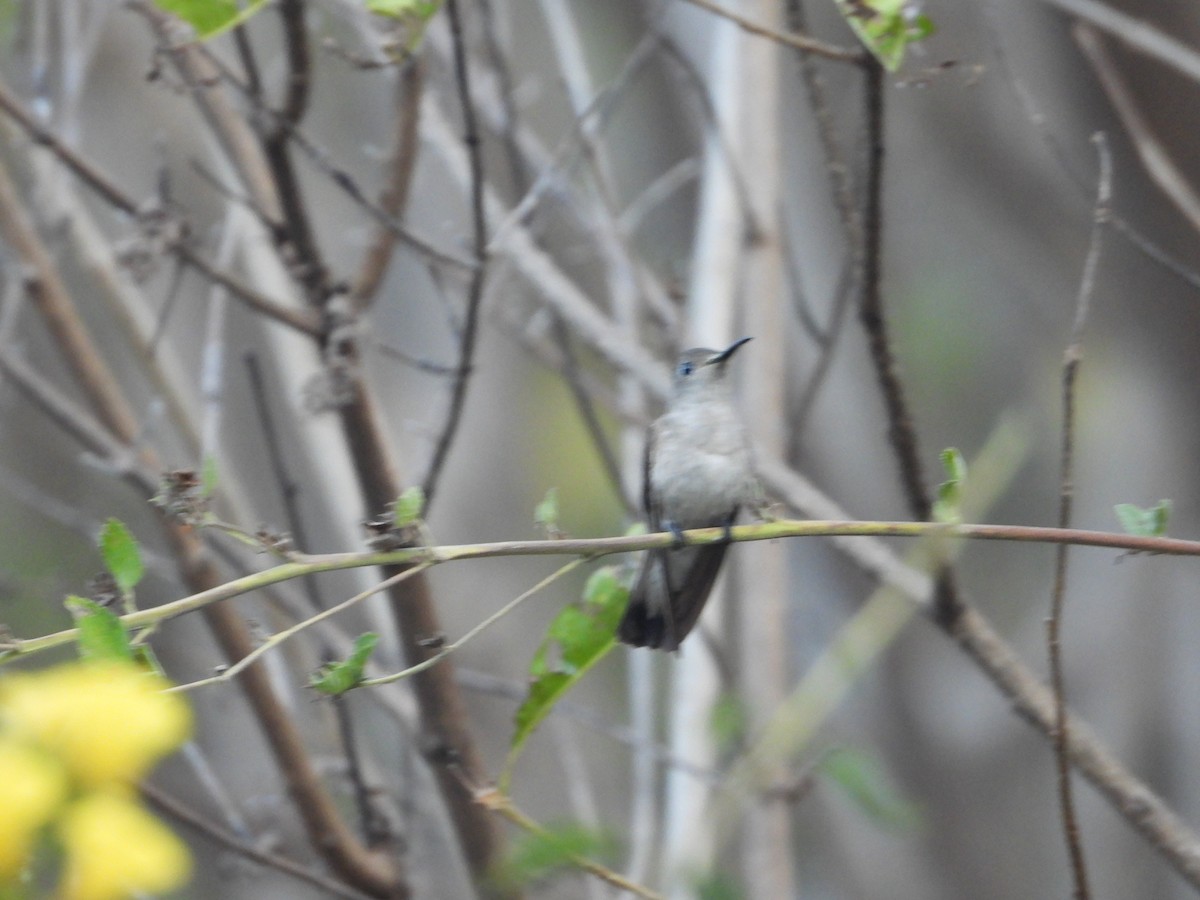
(5, 518), (1197, 660)
(677, 0), (866, 63)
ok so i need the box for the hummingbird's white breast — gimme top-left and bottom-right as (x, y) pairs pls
(649, 394), (754, 528)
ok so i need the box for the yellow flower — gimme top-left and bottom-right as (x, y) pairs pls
(0, 738), (69, 878)
(1, 661), (191, 786)
(58, 790), (192, 900)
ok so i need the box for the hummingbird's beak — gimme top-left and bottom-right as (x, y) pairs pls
(709, 337), (752, 365)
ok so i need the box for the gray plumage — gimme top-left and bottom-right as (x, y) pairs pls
(618, 338), (756, 651)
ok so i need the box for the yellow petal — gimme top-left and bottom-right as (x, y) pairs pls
(0, 738), (69, 878)
(2, 662), (191, 786)
(58, 790), (192, 900)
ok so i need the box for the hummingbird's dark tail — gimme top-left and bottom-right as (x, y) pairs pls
(617, 544), (729, 651)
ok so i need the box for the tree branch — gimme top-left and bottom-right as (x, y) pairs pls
(420, 0), (490, 508)
(676, 0), (865, 63)
(1048, 131), (1111, 900)
(9, 518), (1200, 660)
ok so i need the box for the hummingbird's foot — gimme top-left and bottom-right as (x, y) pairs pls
(720, 511), (737, 545)
(665, 520), (686, 549)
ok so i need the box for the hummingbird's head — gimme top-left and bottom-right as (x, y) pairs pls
(671, 337), (752, 396)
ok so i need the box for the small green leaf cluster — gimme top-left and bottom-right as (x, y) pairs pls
(69, 519), (149, 667)
(835, 0), (935, 71)
(1114, 500), (1171, 538)
(392, 486), (426, 529)
(534, 486), (564, 539)
(932, 448), (966, 524)
(366, 0), (444, 54)
(310, 634), (381, 696)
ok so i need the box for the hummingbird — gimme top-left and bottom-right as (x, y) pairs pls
(618, 337), (756, 651)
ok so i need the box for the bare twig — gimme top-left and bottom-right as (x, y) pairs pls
(351, 59), (425, 306)
(656, 35), (760, 242)
(857, 58), (929, 521)
(263, 0), (331, 304)
(676, 0), (865, 63)
(361, 558), (586, 686)
(142, 784), (382, 900)
(1032, 0), (1200, 85)
(0, 79), (322, 335)
(784, 0), (863, 436)
(172, 564), (432, 692)
(0, 154), (143, 445)
(1075, 24), (1200, 234)
(182, 36), (476, 274)
(1048, 132), (1111, 900)
(0, 348), (154, 495)
(553, 317), (636, 517)
(982, 5), (1200, 296)
(420, 0), (489, 508)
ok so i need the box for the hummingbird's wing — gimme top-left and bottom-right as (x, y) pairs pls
(618, 543), (730, 651)
(642, 421), (661, 525)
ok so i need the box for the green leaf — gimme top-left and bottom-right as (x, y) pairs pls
(67, 596), (133, 663)
(310, 633), (380, 695)
(1115, 500), (1171, 538)
(819, 746), (921, 831)
(502, 567), (627, 787)
(834, 0), (935, 72)
(932, 447), (966, 524)
(491, 821), (616, 892)
(99, 518), (144, 594)
(534, 486), (560, 536)
(392, 486), (426, 529)
(367, 0), (441, 19)
(154, 0), (268, 39)
(366, 0), (442, 52)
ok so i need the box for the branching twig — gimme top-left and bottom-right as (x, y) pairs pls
(1075, 25), (1200, 235)
(171, 564), (432, 692)
(1033, 0), (1200, 85)
(420, 0), (489, 509)
(982, 5), (1200, 297)
(263, 0), (330, 304)
(182, 35), (476, 274)
(351, 59), (425, 306)
(0, 79), (322, 335)
(1048, 131), (1111, 900)
(361, 558), (586, 687)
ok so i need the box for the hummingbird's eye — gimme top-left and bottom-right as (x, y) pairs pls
(677, 360), (695, 377)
